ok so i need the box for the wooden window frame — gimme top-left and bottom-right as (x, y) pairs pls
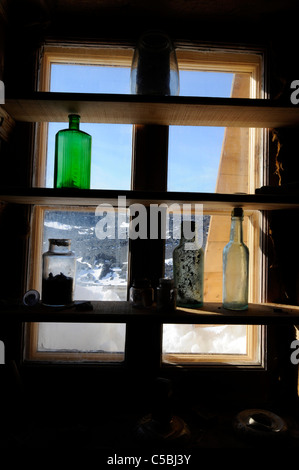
(163, 323), (263, 367)
(26, 43), (266, 367)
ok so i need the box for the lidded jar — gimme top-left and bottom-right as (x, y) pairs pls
(42, 239), (76, 306)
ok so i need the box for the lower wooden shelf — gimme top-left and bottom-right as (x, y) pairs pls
(1, 187), (299, 211)
(2, 301), (299, 325)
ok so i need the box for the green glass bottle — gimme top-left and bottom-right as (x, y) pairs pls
(54, 114), (91, 189)
(223, 208), (249, 310)
(173, 221), (204, 308)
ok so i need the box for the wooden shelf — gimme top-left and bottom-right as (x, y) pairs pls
(2, 92), (299, 128)
(1, 187), (299, 211)
(2, 301), (299, 324)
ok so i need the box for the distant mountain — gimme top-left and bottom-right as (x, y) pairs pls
(43, 210), (210, 293)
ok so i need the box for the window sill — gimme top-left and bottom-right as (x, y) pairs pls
(2, 300), (299, 325)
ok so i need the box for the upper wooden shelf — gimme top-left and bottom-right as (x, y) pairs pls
(2, 92), (299, 128)
(2, 301), (299, 325)
(1, 187), (299, 211)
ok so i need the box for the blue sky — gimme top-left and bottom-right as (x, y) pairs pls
(47, 64), (233, 191)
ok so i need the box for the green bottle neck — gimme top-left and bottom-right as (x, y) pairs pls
(68, 114), (80, 130)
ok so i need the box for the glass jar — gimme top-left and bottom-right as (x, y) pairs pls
(130, 30), (179, 96)
(129, 278), (154, 308)
(54, 114), (92, 189)
(157, 278), (177, 312)
(42, 239), (76, 306)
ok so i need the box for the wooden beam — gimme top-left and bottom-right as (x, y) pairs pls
(1, 187), (299, 211)
(3, 93), (299, 128)
(0, 106), (15, 142)
(2, 301), (299, 324)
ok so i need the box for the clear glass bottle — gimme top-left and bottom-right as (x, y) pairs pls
(42, 239), (76, 306)
(130, 30), (179, 96)
(173, 221), (204, 308)
(223, 208), (249, 310)
(54, 114), (92, 189)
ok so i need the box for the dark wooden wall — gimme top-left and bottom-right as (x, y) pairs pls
(1, 0), (299, 434)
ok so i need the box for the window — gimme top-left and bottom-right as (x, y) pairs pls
(45, 63), (132, 189)
(163, 52), (263, 365)
(27, 47), (134, 361)
(25, 44), (264, 366)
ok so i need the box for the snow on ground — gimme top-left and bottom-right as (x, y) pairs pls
(163, 324), (246, 354)
(39, 278), (246, 355)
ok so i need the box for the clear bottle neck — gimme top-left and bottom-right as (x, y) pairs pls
(230, 216), (243, 243)
(68, 114), (80, 130)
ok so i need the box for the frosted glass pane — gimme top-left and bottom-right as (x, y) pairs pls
(163, 324), (247, 354)
(38, 323), (126, 354)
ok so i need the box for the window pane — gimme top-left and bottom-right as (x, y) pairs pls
(39, 63), (132, 360)
(40, 209), (128, 358)
(50, 64), (131, 94)
(168, 72), (253, 194)
(163, 212), (259, 362)
(179, 70), (234, 97)
(163, 324), (247, 354)
(46, 122), (132, 189)
(43, 209), (129, 301)
(164, 70), (258, 363)
(168, 126), (226, 193)
(37, 323), (126, 356)
(46, 64), (132, 189)
(168, 125), (251, 194)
